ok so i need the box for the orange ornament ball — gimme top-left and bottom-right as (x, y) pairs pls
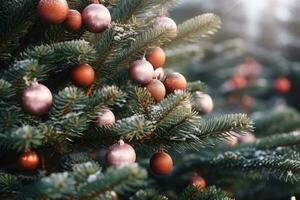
(38, 0), (69, 24)
(150, 150), (173, 176)
(146, 47), (166, 69)
(65, 9), (82, 30)
(71, 64), (95, 87)
(18, 150), (40, 171)
(146, 79), (166, 102)
(274, 77), (290, 94)
(227, 75), (247, 90)
(164, 72), (187, 93)
(190, 175), (206, 189)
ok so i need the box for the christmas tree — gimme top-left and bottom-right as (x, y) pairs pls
(0, 1), (299, 199)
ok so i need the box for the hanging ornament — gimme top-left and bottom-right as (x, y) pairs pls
(274, 77), (290, 94)
(193, 92), (214, 114)
(21, 83), (53, 115)
(226, 135), (239, 148)
(96, 109), (116, 128)
(82, 2), (111, 33)
(71, 63), (95, 87)
(238, 133), (256, 144)
(106, 140), (136, 166)
(38, 0), (69, 24)
(129, 60), (154, 85)
(65, 9), (82, 30)
(190, 174), (206, 189)
(226, 75), (247, 90)
(146, 47), (166, 69)
(18, 150), (40, 171)
(164, 72), (187, 93)
(154, 16), (177, 37)
(153, 67), (165, 81)
(150, 149), (173, 176)
(146, 79), (166, 102)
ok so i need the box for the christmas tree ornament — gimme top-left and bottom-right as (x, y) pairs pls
(106, 140), (136, 166)
(226, 135), (238, 148)
(238, 133), (256, 144)
(96, 109), (115, 127)
(154, 16), (177, 37)
(237, 58), (262, 82)
(274, 77), (290, 94)
(65, 9), (82, 30)
(146, 47), (166, 69)
(71, 63), (95, 87)
(38, 0), (69, 24)
(21, 83), (53, 115)
(153, 67), (165, 81)
(129, 60), (154, 85)
(193, 92), (214, 114)
(146, 79), (166, 102)
(150, 150), (173, 176)
(18, 150), (40, 171)
(164, 72), (187, 93)
(82, 3), (111, 33)
(190, 174), (206, 189)
(226, 75), (247, 90)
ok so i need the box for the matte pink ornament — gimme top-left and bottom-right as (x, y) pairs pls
(96, 109), (115, 127)
(193, 92), (214, 114)
(154, 16), (177, 37)
(82, 3), (111, 33)
(106, 140), (136, 166)
(21, 83), (53, 115)
(129, 60), (154, 85)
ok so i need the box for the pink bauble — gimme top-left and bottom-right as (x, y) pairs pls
(21, 83), (53, 115)
(193, 92), (214, 114)
(129, 60), (154, 85)
(96, 109), (115, 127)
(82, 4), (111, 33)
(238, 133), (256, 144)
(154, 16), (177, 37)
(106, 140), (136, 166)
(153, 67), (165, 81)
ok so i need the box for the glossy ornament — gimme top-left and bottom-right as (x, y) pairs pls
(129, 60), (154, 85)
(146, 79), (166, 102)
(21, 83), (53, 115)
(38, 0), (69, 24)
(154, 16), (177, 37)
(71, 64), (95, 87)
(82, 3), (111, 33)
(153, 67), (165, 81)
(18, 150), (40, 171)
(106, 140), (136, 166)
(274, 77), (290, 94)
(65, 9), (82, 30)
(146, 47), (166, 69)
(150, 150), (173, 176)
(190, 175), (206, 189)
(164, 72), (187, 93)
(193, 92), (214, 114)
(96, 109), (116, 127)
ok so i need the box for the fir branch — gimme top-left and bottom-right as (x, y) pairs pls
(127, 87), (154, 115)
(0, 107), (25, 133)
(188, 81), (206, 93)
(166, 14), (221, 47)
(0, 172), (22, 194)
(179, 186), (234, 200)
(130, 189), (168, 200)
(0, 79), (15, 100)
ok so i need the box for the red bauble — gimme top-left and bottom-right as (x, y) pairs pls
(146, 79), (166, 102)
(106, 140), (136, 166)
(146, 47), (166, 69)
(154, 16), (177, 37)
(190, 175), (206, 189)
(193, 92), (214, 114)
(150, 150), (173, 176)
(82, 3), (111, 33)
(96, 109), (115, 127)
(164, 72), (187, 93)
(71, 64), (95, 87)
(129, 60), (154, 85)
(153, 67), (165, 81)
(18, 150), (40, 171)
(227, 75), (247, 90)
(274, 77), (291, 94)
(38, 0), (69, 24)
(65, 9), (82, 30)
(21, 83), (53, 115)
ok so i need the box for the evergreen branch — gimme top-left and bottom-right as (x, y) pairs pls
(167, 14), (221, 47)
(0, 107), (26, 133)
(179, 186), (234, 200)
(0, 173), (23, 198)
(130, 189), (168, 200)
(73, 161), (102, 183)
(0, 79), (15, 100)
(188, 81), (206, 93)
(127, 87), (154, 115)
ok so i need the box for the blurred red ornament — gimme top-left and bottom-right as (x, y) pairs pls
(190, 174), (206, 189)
(38, 0), (69, 24)
(106, 140), (136, 166)
(274, 77), (291, 94)
(226, 75), (247, 90)
(237, 58), (262, 81)
(18, 150), (40, 171)
(65, 9), (82, 30)
(146, 47), (166, 69)
(150, 150), (173, 176)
